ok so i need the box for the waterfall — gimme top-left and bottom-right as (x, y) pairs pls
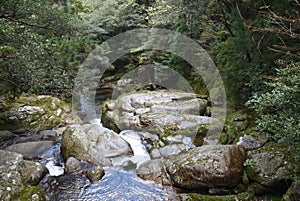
(119, 130), (151, 168)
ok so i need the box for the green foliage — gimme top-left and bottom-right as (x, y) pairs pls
(247, 61), (300, 181)
(80, 0), (147, 41)
(0, 0), (92, 98)
(216, 0), (300, 107)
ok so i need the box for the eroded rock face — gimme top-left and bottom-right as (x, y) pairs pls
(165, 145), (246, 189)
(102, 90), (214, 138)
(245, 142), (294, 188)
(61, 124), (131, 167)
(0, 95), (80, 133)
(0, 150), (47, 201)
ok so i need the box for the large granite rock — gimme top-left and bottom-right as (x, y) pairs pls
(61, 124), (131, 166)
(245, 142), (294, 190)
(0, 150), (47, 201)
(165, 145), (246, 190)
(0, 95), (80, 133)
(102, 91), (215, 138)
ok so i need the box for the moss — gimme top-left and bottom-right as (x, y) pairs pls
(17, 186), (46, 201)
(245, 163), (260, 182)
(221, 109), (255, 145)
(162, 124), (179, 137)
(61, 126), (90, 161)
(0, 94), (71, 132)
(101, 100), (119, 132)
(220, 133), (228, 145)
(197, 125), (208, 137)
(183, 192), (253, 201)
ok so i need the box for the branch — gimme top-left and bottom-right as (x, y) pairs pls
(268, 46), (300, 59)
(244, 24), (300, 39)
(266, 7), (300, 24)
(0, 15), (55, 31)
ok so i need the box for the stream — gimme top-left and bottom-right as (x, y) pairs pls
(36, 136), (177, 201)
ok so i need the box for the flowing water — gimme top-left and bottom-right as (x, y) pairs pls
(37, 139), (177, 201)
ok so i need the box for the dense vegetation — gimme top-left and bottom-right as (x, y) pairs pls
(1, 0), (299, 182)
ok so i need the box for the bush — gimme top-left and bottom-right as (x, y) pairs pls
(247, 61), (300, 182)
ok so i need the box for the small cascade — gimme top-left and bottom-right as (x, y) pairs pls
(119, 130), (151, 168)
(38, 143), (64, 177)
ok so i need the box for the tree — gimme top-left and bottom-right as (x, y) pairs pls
(216, 0), (300, 107)
(0, 0), (89, 98)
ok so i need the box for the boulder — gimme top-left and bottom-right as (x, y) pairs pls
(137, 159), (171, 185)
(0, 130), (15, 141)
(0, 150), (47, 201)
(102, 90), (215, 138)
(150, 148), (161, 159)
(237, 132), (268, 150)
(5, 141), (55, 159)
(86, 166), (105, 182)
(165, 145), (246, 189)
(0, 95), (80, 132)
(87, 125), (131, 158)
(158, 144), (186, 157)
(245, 142), (294, 190)
(179, 192), (254, 201)
(61, 124), (131, 167)
(65, 157), (82, 173)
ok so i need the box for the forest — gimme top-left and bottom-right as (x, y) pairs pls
(0, 0), (299, 200)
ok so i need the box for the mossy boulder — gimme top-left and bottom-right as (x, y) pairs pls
(86, 166), (105, 182)
(245, 141), (294, 194)
(17, 186), (46, 201)
(165, 145), (246, 190)
(180, 192), (254, 201)
(61, 124), (90, 163)
(0, 95), (80, 133)
(221, 110), (254, 145)
(0, 150), (47, 201)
